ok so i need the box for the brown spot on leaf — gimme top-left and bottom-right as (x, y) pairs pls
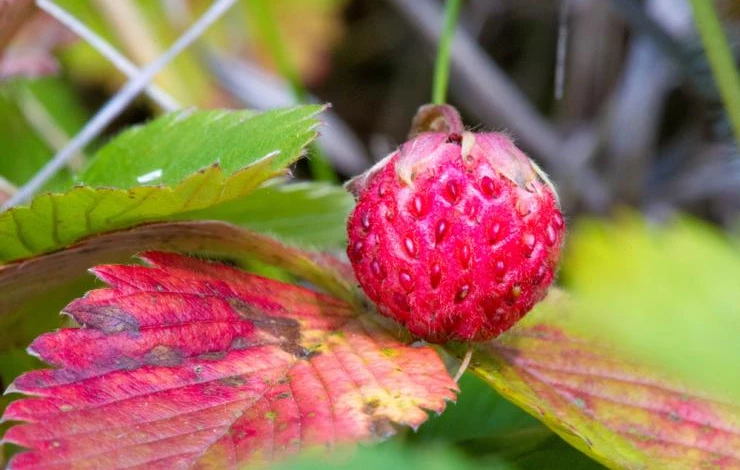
(74, 305), (140, 334)
(198, 351), (227, 361)
(229, 337), (250, 350)
(368, 417), (396, 440)
(145, 345), (183, 367)
(116, 356), (140, 370)
(228, 299), (306, 358)
(363, 399), (381, 415)
(219, 376), (246, 387)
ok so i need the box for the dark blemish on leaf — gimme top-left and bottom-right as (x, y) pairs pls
(75, 305), (140, 334)
(363, 399), (381, 415)
(276, 392), (291, 400)
(296, 348), (320, 360)
(230, 337), (250, 350)
(228, 298), (283, 319)
(219, 376), (246, 387)
(228, 299), (306, 359)
(145, 345), (183, 367)
(117, 356), (140, 370)
(277, 376), (291, 385)
(198, 351), (227, 361)
(368, 417), (396, 440)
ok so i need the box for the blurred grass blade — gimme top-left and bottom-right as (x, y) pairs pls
(432, 0), (462, 105)
(688, 0), (740, 144)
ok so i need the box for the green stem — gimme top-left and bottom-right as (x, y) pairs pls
(248, 0), (336, 181)
(688, 0), (740, 145)
(432, 0), (463, 105)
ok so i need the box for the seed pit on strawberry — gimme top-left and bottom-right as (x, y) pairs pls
(495, 260), (506, 277)
(434, 220), (449, 244)
(399, 271), (414, 292)
(361, 211), (371, 230)
(443, 180), (460, 204)
(411, 195), (426, 217)
(430, 263), (442, 288)
(546, 225), (557, 245)
(403, 237), (417, 258)
(459, 244), (471, 268)
(480, 175), (497, 197)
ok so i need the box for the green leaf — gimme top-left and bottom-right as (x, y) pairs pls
(275, 442), (488, 470)
(278, 435), (601, 470)
(562, 215), (740, 401)
(79, 106), (322, 188)
(181, 181), (354, 248)
(413, 373), (603, 469)
(414, 373), (540, 443)
(0, 106), (323, 263)
(498, 436), (606, 470)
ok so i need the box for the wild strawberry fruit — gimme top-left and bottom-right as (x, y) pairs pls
(346, 105), (564, 343)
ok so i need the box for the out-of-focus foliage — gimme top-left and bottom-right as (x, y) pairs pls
(562, 215), (740, 401)
(0, 78), (88, 191)
(50, 0), (347, 107)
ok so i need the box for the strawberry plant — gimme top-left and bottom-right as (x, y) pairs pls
(1, 1), (739, 470)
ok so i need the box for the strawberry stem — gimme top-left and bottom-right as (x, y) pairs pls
(453, 345), (474, 383)
(432, 0), (463, 105)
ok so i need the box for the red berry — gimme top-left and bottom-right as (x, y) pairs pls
(346, 125), (565, 343)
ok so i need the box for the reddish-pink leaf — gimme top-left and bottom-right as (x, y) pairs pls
(460, 292), (740, 470)
(2, 252), (456, 469)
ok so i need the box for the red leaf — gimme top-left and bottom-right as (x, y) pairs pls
(2, 252), (456, 469)
(462, 292), (740, 470)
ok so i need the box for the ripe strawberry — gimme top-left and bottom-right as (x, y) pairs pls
(346, 107), (564, 343)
